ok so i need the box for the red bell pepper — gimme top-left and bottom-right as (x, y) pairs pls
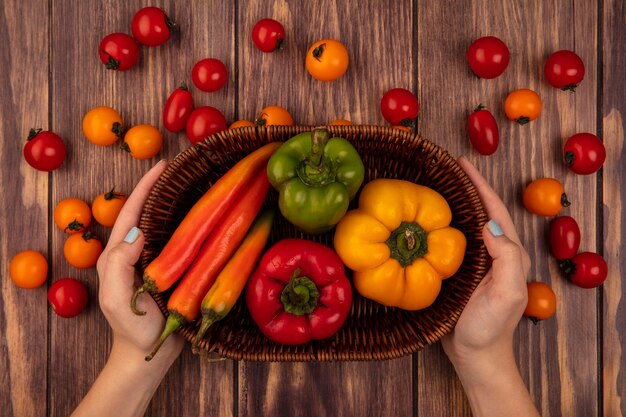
(245, 238), (353, 345)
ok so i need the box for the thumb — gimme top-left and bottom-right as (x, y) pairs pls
(101, 227), (145, 294)
(483, 220), (527, 292)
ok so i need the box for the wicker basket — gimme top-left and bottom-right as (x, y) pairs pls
(139, 125), (488, 362)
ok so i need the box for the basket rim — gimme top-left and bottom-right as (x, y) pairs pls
(138, 125), (489, 362)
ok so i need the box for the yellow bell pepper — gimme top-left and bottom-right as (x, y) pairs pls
(334, 179), (466, 310)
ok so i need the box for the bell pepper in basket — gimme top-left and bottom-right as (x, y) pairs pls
(245, 238), (353, 345)
(333, 179), (467, 311)
(266, 127), (364, 234)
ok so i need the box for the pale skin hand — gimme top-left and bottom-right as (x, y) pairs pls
(442, 156), (540, 417)
(72, 160), (184, 417)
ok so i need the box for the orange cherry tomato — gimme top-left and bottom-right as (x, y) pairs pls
(305, 39), (349, 82)
(329, 119), (352, 126)
(92, 188), (127, 227)
(63, 232), (103, 269)
(524, 282), (556, 323)
(504, 89), (542, 125)
(523, 178), (570, 217)
(229, 120), (255, 129)
(54, 198), (92, 234)
(9, 250), (48, 289)
(255, 105), (294, 126)
(82, 106), (123, 146)
(122, 124), (163, 160)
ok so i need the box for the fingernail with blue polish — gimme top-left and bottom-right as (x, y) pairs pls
(487, 219), (503, 236)
(124, 227), (140, 244)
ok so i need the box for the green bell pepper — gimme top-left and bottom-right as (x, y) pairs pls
(267, 128), (365, 234)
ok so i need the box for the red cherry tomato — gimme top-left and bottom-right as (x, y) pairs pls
(191, 58), (228, 92)
(131, 6), (175, 47)
(380, 88), (419, 126)
(467, 36), (510, 79)
(23, 129), (66, 172)
(467, 105), (499, 155)
(252, 18), (285, 52)
(548, 216), (581, 260)
(185, 106), (228, 145)
(163, 83), (194, 132)
(98, 33), (140, 71)
(544, 50), (585, 91)
(48, 278), (89, 318)
(563, 133), (606, 175)
(561, 252), (608, 289)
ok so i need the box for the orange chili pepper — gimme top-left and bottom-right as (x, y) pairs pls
(192, 207), (274, 351)
(146, 170), (271, 361)
(131, 142), (280, 315)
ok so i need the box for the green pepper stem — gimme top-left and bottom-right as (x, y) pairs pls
(145, 311), (185, 361)
(386, 221), (429, 267)
(306, 128), (330, 171)
(280, 268), (320, 316)
(192, 309), (223, 353)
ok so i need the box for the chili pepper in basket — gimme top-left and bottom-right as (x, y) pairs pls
(266, 127), (364, 234)
(245, 239), (353, 345)
(131, 142), (280, 315)
(192, 207), (275, 351)
(146, 170), (271, 361)
(333, 179), (466, 311)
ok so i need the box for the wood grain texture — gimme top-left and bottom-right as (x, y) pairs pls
(602, 0), (626, 415)
(0, 1), (49, 416)
(417, 0), (599, 416)
(1, 0), (624, 416)
(237, 1), (415, 416)
(48, 1), (234, 416)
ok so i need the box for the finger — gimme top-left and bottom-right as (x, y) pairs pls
(457, 156), (523, 247)
(482, 224), (528, 292)
(100, 228), (144, 289)
(107, 160), (168, 248)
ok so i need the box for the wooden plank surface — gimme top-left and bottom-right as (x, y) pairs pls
(0, 1), (49, 416)
(602, 0), (626, 415)
(47, 1), (234, 416)
(416, 1), (599, 416)
(1, 0), (624, 416)
(237, 1), (415, 416)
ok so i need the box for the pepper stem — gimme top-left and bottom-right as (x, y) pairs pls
(131, 276), (158, 316)
(146, 311), (185, 361)
(280, 268), (320, 316)
(306, 128), (330, 170)
(192, 309), (223, 353)
(386, 221), (429, 267)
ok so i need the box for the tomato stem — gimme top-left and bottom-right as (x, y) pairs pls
(111, 122), (124, 138)
(561, 84), (578, 93)
(27, 128), (42, 141)
(120, 142), (131, 153)
(561, 193), (571, 208)
(564, 151), (576, 167)
(82, 231), (95, 241)
(474, 104), (485, 112)
(64, 219), (84, 233)
(399, 118), (416, 129)
(275, 37), (285, 51)
(255, 114), (268, 126)
(527, 316), (540, 325)
(515, 116), (530, 125)
(312, 43), (326, 61)
(104, 186), (124, 200)
(165, 14), (177, 29)
(559, 259), (576, 276)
